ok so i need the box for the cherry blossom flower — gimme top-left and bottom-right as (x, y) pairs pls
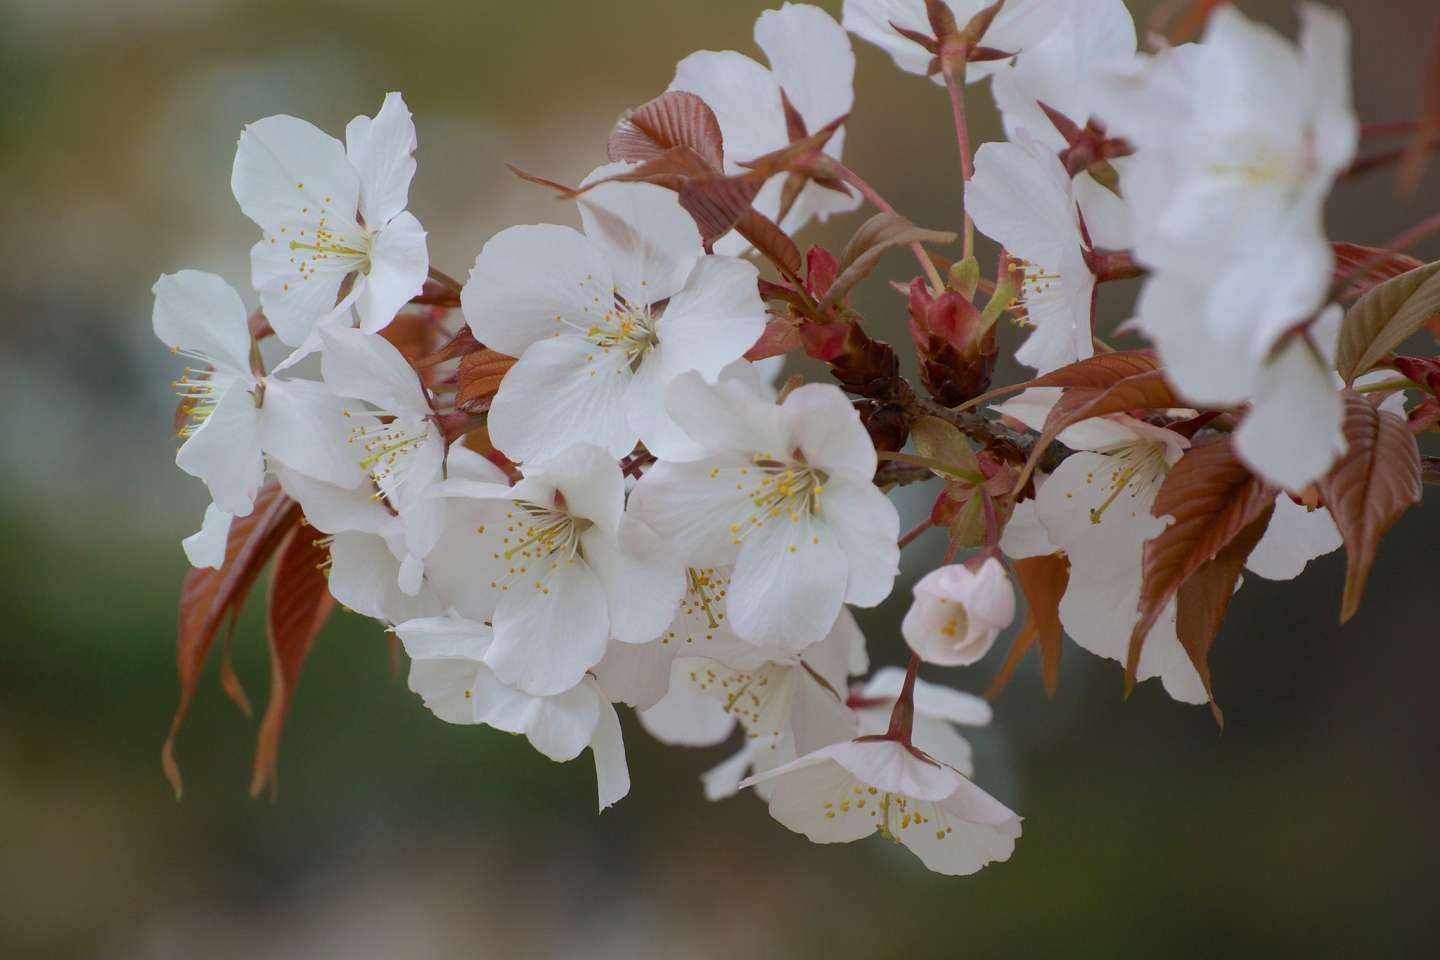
(425, 443), (684, 696)
(628, 373), (900, 650)
(902, 557), (1015, 666)
(669, 2), (861, 253)
(1092, 5), (1357, 488)
(464, 178), (767, 462)
(996, 390), (1205, 703)
(967, 132), (1110, 372)
(182, 503), (232, 570)
(842, 0), (1064, 83)
(231, 92), (428, 347)
(741, 738), (1021, 875)
(640, 609), (868, 799)
(851, 668), (991, 776)
(398, 613), (629, 811)
(319, 327), (446, 593)
(154, 270), (357, 517)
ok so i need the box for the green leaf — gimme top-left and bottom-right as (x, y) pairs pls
(1335, 260), (1440, 384)
(910, 415), (982, 482)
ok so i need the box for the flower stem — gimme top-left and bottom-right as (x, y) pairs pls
(898, 517), (935, 549)
(1330, 208), (1440, 299)
(828, 161), (947, 293)
(427, 267), (465, 295)
(941, 56), (975, 261)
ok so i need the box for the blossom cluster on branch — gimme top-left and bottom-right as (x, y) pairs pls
(155, 0), (1438, 876)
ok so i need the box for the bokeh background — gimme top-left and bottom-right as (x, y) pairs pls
(3, 0), (1438, 956)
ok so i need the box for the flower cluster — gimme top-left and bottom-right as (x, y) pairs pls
(155, 0), (1435, 877)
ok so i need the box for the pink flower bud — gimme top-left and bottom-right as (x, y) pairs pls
(902, 557), (1015, 666)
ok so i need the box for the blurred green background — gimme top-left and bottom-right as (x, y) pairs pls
(2, 0), (1438, 956)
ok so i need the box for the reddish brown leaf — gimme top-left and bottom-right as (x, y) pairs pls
(819, 213), (956, 313)
(986, 554), (1069, 700)
(1335, 260), (1440, 383)
(414, 326), (481, 369)
(745, 315), (803, 361)
(1174, 505), (1275, 726)
(678, 175), (766, 245)
(456, 349), (517, 412)
(735, 209), (803, 279)
(379, 309), (442, 367)
(1014, 368), (1182, 495)
(608, 91), (725, 171)
(505, 162), (578, 196)
(1026, 350), (1159, 390)
(1331, 242), (1425, 300)
(162, 484), (302, 799)
(1127, 438), (1276, 693)
(1315, 393), (1424, 622)
(251, 523), (335, 798)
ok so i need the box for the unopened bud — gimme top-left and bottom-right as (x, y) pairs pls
(949, 256), (980, 299)
(902, 556), (1014, 667)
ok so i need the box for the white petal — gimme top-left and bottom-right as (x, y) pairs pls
(968, 138), (1080, 267)
(445, 440), (510, 485)
(407, 659), (484, 725)
(591, 637), (677, 711)
(394, 612), (492, 661)
(664, 371), (789, 457)
(462, 224), (615, 359)
(231, 114), (359, 232)
(669, 50), (786, 170)
(827, 739), (962, 801)
(175, 381), (264, 516)
(901, 783), (1022, 876)
(701, 744), (756, 801)
(248, 235), (350, 348)
(355, 210), (428, 334)
(908, 715), (976, 776)
(755, 2), (855, 129)
(486, 556), (610, 696)
(590, 697), (631, 811)
(152, 271), (252, 375)
(639, 671), (735, 746)
(318, 326), (431, 417)
(274, 464), (390, 535)
(328, 530), (441, 623)
(182, 502), (232, 569)
(998, 493), (1057, 559)
(840, 0), (936, 78)
(1300, 2), (1358, 173)
(818, 474), (901, 608)
(518, 680), (603, 763)
(728, 507), (848, 650)
(1234, 334), (1346, 491)
(257, 378), (360, 487)
(625, 459), (753, 569)
(344, 91), (418, 228)
(524, 443), (626, 536)
(486, 335), (637, 463)
(788, 672), (858, 755)
(653, 256), (767, 382)
(1246, 495), (1342, 581)
(758, 754), (877, 842)
(582, 520), (685, 645)
(780, 382), (877, 477)
(578, 169), (703, 304)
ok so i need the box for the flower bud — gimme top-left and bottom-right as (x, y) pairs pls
(902, 557), (1014, 666)
(907, 278), (997, 406)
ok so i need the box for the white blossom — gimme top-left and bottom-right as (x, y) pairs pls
(842, 0), (1064, 83)
(232, 93), (429, 347)
(902, 557), (1015, 667)
(852, 668), (991, 775)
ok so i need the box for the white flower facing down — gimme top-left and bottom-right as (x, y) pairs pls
(741, 738), (1021, 876)
(464, 177), (767, 463)
(669, 2), (861, 254)
(842, 0), (1064, 84)
(1091, 5), (1357, 488)
(426, 443), (684, 696)
(852, 667), (991, 776)
(319, 327), (446, 594)
(902, 557), (1015, 667)
(232, 92), (429, 347)
(640, 609), (868, 800)
(996, 389), (1206, 704)
(397, 613), (629, 811)
(628, 373), (900, 650)
(154, 270), (358, 519)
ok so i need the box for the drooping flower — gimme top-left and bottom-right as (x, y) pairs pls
(628, 373), (900, 650)
(741, 738), (1022, 876)
(319, 327), (446, 593)
(425, 443), (684, 696)
(464, 178), (767, 463)
(231, 92), (429, 346)
(669, 2), (861, 253)
(851, 668), (992, 776)
(902, 557), (1015, 667)
(1091, 5), (1357, 488)
(995, 389), (1206, 703)
(397, 613), (629, 811)
(640, 609), (868, 799)
(154, 270), (358, 517)
(842, 0), (1064, 84)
